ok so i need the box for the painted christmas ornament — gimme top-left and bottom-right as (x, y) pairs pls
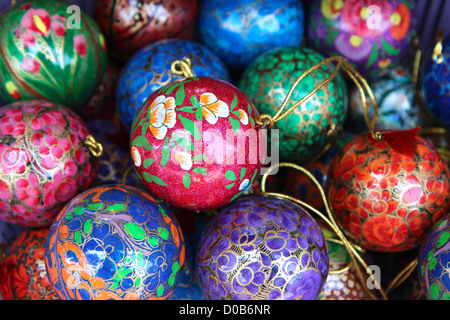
(307, 0), (418, 78)
(95, 0), (197, 61)
(349, 66), (422, 133)
(198, 0), (305, 73)
(420, 35), (450, 127)
(130, 76), (263, 211)
(418, 215), (450, 300)
(196, 194), (329, 300)
(0, 0), (108, 109)
(239, 46), (348, 163)
(326, 128), (450, 252)
(0, 100), (97, 227)
(0, 227), (58, 300)
(117, 39), (231, 131)
(44, 184), (185, 300)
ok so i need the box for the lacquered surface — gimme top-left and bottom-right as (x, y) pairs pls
(0, 0), (107, 109)
(44, 184), (185, 300)
(420, 35), (450, 127)
(418, 215), (450, 300)
(95, 0), (197, 61)
(326, 131), (450, 252)
(117, 39), (232, 131)
(198, 0), (305, 72)
(1, 227), (58, 300)
(196, 194), (329, 300)
(307, 0), (418, 78)
(349, 66), (422, 132)
(130, 76), (262, 211)
(0, 100), (96, 227)
(239, 46), (348, 163)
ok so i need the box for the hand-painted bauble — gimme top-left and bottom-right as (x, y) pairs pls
(130, 76), (263, 211)
(198, 0), (305, 73)
(0, 0), (108, 109)
(420, 35), (450, 127)
(349, 66), (423, 133)
(44, 184), (185, 300)
(0, 100), (97, 227)
(239, 46), (348, 163)
(418, 215), (450, 300)
(326, 128), (450, 252)
(196, 194), (329, 300)
(307, 0), (418, 78)
(319, 239), (370, 300)
(0, 227), (58, 300)
(283, 132), (355, 213)
(95, 0), (197, 61)
(117, 39), (232, 131)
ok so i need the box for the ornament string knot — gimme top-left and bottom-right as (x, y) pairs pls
(432, 29), (444, 64)
(84, 135), (103, 157)
(171, 57), (195, 78)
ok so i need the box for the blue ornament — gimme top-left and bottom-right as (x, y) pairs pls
(44, 184), (185, 300)
(116, 39), (232, 131)
(420, 35), (450, 127)
(197, 0), (305, 73)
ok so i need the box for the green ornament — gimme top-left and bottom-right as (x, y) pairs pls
(0, 0), (107, 109)
(239, 46), (348, 163)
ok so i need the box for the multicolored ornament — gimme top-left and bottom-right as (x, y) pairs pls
(349, 65), (422, 133)
(307, 0), (418, 78)
(420, 35), (450, 127)
(198, 0), (305, 73)
(196, 194), (328, 300)
(239, 46), (348, 163)
(326, 128), (450, 252)
(418, 215), (450, 300)
(0, 0), (108, 109)
(117, 39), (231, 131)
(0, 227), (58, 300)
(130, 76), (262, 211)
(0, 100), (98, 227)
(95, 0), (197, 61)
(44, 184), (185, 300)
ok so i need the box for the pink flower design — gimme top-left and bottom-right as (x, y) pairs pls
(43, 171), (77, 206)
(0, 146), (30, 174)
(38, 135), (71, 170)
(74, 35), (87, 57)
(0, 179), (11, 201)
(0, 108), (26, 137)
(21, 56), (40, 73)
(15, 173), (41, 208)
(14, 5), (66, 48)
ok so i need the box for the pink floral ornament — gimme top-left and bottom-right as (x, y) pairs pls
(14, 5), (67, 48)
(74, 35), (87, 57)
(21, 56), (40, 74)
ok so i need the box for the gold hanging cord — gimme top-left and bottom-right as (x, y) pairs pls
(84, 135), (103, 157)
(171, 57), (195, 78)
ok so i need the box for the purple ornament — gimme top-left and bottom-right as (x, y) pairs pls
(196, 194), (329, 300)
(307, 0), (418, 78)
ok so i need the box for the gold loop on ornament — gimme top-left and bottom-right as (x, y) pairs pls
(171, 57), (195, 78)
(255, 56), (379, 138)
(261, 162), (388, 300)
(384, 258), (418, 295)
(122, 164), (134, 185)
(84, 135), (103, 157)
(432, 29), (445, 64)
